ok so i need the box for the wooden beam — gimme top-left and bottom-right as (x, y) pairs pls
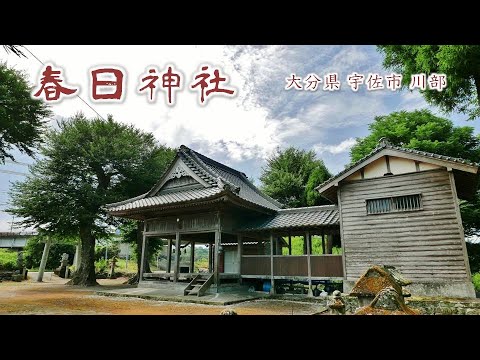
(321, 232), (326, 254)
(237, 235), (243, 279)
(327, 233), (333, 254)
(415, 161), (420, 172)
(214, 230), (221, 289)
(288, 235), (292, 255)
(208, 242), (213, 272)
(337, 187), (347, 282)
(190, 240), (195, 273)
(269, 233), (275, 295)
(167, 239), (172, 273)
(385, 155), (392, 174)
(139, 225), (147, 283)
(448, 171), (472, 279)
(174, 231), (181, 282)
(306, 231), (313, 297)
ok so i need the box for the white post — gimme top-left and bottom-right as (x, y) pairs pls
(139, 231), (147, 283)
(270, 233), (275, 294)
(74, 241), (81, 270)
(306, 231), (313, 297)
(214, 230), (221, 288)
(37, 236), (52, 282)
(174, 231), (181, 282)
(125, 245), (129, 270)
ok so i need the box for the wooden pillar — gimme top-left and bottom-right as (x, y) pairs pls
(167, 239), (172, 273)
(321, 232), (326, 254)
(288, 235), (292, 255)
(174, 231), (181, 282)
(327, 233), (333, 254)
(237, 234), (243, 276)
(37, 236), (52, 282)
(139, 228), (147, 283)
(303, 236), (307, 255)
(306, 231), (313, 297)
(208, 242), (213, 272)
(270, 233), (275, 294)
(190, 241), (195, 273)
(214, 230), (221, 289)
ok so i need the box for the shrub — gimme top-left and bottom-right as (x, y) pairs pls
(472, 273), (480, 292)
(95, 258), (108, 273)
(95, 243), (120, 262)
(0, 249), (18, 271)
(23, 238), (75, 270)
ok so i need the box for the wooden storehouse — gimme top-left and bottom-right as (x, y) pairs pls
(106, 140), (479, 298)
(316, 138), (479, 298)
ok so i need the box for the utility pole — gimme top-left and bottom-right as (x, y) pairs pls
(37, 236), (52, 282)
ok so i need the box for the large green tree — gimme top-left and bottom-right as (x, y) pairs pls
(350, 109), (480, 236)
(260, 147), (332, 208)
(8, 114), (175, 285)
(377, 45), (480, 119)
(0, 62), (51, 163)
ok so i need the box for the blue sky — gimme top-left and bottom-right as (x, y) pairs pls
(1, 45), (479, 232)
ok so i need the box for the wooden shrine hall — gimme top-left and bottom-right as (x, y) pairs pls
(106, 141), (479, 298)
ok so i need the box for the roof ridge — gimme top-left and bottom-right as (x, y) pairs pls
(279, 205), (337, 213)
(187, 146), (248, 177)
(181, 147), (239, 191)
(184, 146), (283, 209)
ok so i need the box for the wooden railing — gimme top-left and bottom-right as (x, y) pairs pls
(241, 255), (270, 275)
(274, 256), (308, 276)
(311, 255), (343, 277)
(241, 255), (343, 278)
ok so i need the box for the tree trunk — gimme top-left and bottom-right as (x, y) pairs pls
(67, 224), (98, 286)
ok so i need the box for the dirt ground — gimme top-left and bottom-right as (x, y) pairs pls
(0, 276), (321, 315)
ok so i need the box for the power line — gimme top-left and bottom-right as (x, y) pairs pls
(0, 169), (28, 176)
(22, 46), (107, 121)
(4, 159), (31, 167)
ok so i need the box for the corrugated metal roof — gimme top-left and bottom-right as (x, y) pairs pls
(107, 187), (223, 212)
(239, 205), (339, 231)
(316, 138), (480, 194)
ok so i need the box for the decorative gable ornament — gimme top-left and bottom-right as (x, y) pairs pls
(168, 166), (188, 180)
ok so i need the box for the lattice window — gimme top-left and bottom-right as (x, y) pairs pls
(366, 194), (422, 214)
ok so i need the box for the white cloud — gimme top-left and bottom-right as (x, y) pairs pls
(313, 137), (356, 155)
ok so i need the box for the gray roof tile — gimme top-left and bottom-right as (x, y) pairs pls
(239, 205), (339, 231)
(107, 188), (223, 212)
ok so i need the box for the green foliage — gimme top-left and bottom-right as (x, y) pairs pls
(260, 147), (332, 207)
(8, 114), (175, 285)
(377, 45), (480, 120)
(0, 249), (18, 271)
(466, 242), (480, 274)
(0, 62), (51, 163)
(461, 192), (480, 237)
(95, 243), (120, 262)
(23, 237), (76, 270)
(350, 110), (480, 162)
(281, 236), (342, 255)
(472, 273), (480, 292)
(9, 114), (175, 237)
(95, 258), (108, 273)
(349, 110), (480, 235)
